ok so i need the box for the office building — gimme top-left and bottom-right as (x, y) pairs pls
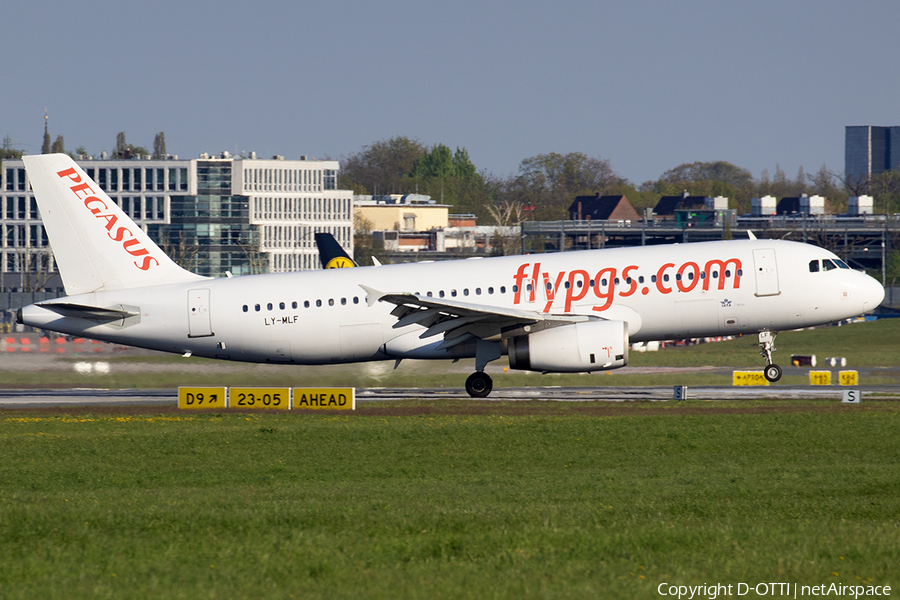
(845, 126), (900, 181)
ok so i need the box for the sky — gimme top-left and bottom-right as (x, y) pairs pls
(3, 0), (898, 185)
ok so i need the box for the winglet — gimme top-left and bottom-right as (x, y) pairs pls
(359, 284), (385, 307)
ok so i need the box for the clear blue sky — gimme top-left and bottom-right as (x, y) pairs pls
(4, 0), (898, 185)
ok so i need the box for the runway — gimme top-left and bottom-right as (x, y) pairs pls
(1, 385), (895, 408)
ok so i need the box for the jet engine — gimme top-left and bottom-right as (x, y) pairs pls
(507, 320), (628, 372)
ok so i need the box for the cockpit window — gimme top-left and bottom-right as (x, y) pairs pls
(835, 259), (850, 269)
(822, 259), (838, 271)
(809, 260), (820, 273)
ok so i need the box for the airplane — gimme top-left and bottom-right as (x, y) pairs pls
(315, 232), (357, 268)
(17, 154), (885, 397)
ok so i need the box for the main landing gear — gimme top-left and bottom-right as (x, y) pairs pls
(758, 331), (782, 382)
(465, 339), (501, 398)
(465, 372), (493, 398)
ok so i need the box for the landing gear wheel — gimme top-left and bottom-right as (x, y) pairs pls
(764, 364), (782, 382)
(465, 372), (493, 398)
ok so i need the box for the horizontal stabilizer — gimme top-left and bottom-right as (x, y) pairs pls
(40, 302), (140, 323)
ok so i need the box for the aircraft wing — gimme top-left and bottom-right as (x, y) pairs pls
(361, 285), (591, 350)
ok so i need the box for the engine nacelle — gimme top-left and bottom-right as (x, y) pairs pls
(507, 320), (628, 372)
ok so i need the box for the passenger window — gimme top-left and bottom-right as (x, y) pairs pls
(279, 302), (285, 310)
(292, 301), (298, 309)
(353, 297), (359, 304)
(316, 300), (322, 307)
(328, 299), (335, 306)
(267, 303), (273, 311)
(809, 260), (820, 273)
(501, 286), (507, 294)
(464, 289), (470, 296)
(822, 259), (837, 271)
(439, 291), (445, 298)
(451, 289), (457, 297)
(487, 287), (494, 294)
(242, 305), (248, 312)
(341, 298), (347, 305)
(475, 288), (481, 295)
(304, 301), (310, 308)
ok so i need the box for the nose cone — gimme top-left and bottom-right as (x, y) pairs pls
(861, 273), (885, 313)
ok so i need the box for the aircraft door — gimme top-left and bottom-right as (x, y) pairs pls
(752, 248), (780, 297)
(188, 289), (214, 338)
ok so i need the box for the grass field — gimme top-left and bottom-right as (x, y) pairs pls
(1, 400), (898, 599)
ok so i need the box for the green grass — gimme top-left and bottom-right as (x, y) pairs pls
(1, 402), (898, 599)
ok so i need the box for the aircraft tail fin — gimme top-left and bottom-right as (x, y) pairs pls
(23, 154), (208, 295)
(314, 232), (357, 268)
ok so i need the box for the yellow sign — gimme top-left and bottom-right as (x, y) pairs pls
(733, 371), (769, 386)
(839, 370), (858, 386)
(179, 387), (227, 409)
(809, 371), (832, 386)
(293, 387), (355, 410)
(230, 387), (290, 410)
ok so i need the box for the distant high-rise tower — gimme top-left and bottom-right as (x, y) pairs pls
(845, 126), (900, 181)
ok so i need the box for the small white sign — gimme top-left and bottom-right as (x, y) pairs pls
(842, 389), (861, 404)
(673, 386), (688, 401)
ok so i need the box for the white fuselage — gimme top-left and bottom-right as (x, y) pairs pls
(20, 238), (884, 368)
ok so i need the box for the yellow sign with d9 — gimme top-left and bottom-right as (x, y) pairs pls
(179, 387), (227, 409)
(293, 388), (355, 410)
(230, 387), (290, 410)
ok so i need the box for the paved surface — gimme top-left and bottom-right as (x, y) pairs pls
(1, 385), (896, 409)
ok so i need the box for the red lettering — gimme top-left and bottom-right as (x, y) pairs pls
(529, 263), (541, 302)
(107, 226), (132, 243)
(656, 263), (674, 294)
(542, 271), (565, 312)
(591, 267), (617, 312)
(69, 182), (94, 200)
(122, 238), (149, 257)
(703, 258), (742, 291)
(95, 212), (118, 231)
(84, 197), (108, 214)
(676, 262), (700, 293)
(618, 265), (639, 297)
(564, 270), (589, 312)
(513, 263), (529, 304)
(56, 167), (81, 183)
(135, 256), (159, 271)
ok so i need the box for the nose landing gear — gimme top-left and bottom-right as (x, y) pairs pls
(759, 331), (782, 382)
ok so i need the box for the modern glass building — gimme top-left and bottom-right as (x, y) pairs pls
(845, 126), (900, 182)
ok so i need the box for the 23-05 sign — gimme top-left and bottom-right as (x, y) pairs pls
(230, 387), (290, 410)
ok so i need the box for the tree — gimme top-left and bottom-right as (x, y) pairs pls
(339, 136), (427, 195)
(51, 135), (65, 154)
(497, 152), (624, 220)
(41, 126), (51, 154)
(153, 132), (167, 159)
(114, 132), (127, 158)
(113, 131), (148, 159)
